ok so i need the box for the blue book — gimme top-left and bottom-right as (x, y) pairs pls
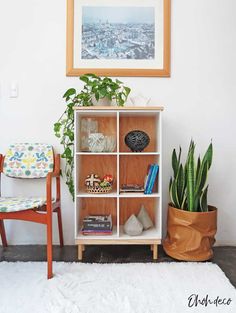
(147, 164), (156, 194)
(144, 165), (154, 194)
(147, 164), (159, 194)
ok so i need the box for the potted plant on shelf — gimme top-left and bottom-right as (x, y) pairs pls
(54, 74), (131, 200)
(65, 73), (131, 107)
(163, 140), (217, 261)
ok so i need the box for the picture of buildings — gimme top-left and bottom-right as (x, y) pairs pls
(81, 6), (155, 60)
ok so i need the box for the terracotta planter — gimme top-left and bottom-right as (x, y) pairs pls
(163, 205), (217, 261)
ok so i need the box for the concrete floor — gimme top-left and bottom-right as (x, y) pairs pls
(0, 245), (235, 287)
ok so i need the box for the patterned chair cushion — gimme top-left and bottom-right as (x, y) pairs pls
(3, 143), (54, 178)
(0, 197), (49, 212)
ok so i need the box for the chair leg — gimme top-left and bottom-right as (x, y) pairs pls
(0, 220), (8, 247)
(56, 207), (64, 247)
(47, 214), (53, 279)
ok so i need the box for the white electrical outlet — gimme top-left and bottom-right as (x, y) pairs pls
(10, 82), (18, 98)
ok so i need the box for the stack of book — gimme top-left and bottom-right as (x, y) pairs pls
(81, 215), (112, 235)
(144, 164), (159, 194)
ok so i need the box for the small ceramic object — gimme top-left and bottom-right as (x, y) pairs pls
(85, 174), (101, 187)
(125, 130), (150, 152)
(103, 135), (116, 152)
(88, 133), (105, 152)
(124, 214), (143, 236)
(130, 94), (151, 107)
(137, 205), (154, 230)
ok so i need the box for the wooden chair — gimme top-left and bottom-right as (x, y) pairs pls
(0, 143), (64, 279)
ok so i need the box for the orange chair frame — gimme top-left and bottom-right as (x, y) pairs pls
(0, 153), (64, 279)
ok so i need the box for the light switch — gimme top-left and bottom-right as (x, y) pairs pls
(10, 82), (18, 98)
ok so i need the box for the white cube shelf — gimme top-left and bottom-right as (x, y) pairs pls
(74, 106), (163, 260)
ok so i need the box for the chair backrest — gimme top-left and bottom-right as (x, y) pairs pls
(3, 143), (54, 178)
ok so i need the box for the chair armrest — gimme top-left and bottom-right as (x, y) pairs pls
(46, 154), (61, 208)
(0, 154), (4, 173)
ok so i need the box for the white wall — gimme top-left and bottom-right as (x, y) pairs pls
(0, 0), (235, 245)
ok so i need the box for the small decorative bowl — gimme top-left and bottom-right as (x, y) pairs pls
(125, 130), (150, 152)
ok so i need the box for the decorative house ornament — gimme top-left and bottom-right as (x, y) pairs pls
(85, 173), (113, 194)
(85, 174), (101, 187)
(125, 130), (150, 152)
(88, 133), (105, 152)
(124, 214), (143, 236)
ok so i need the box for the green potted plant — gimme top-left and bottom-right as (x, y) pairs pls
(54, 74), (131, 200)
(65, 73), (131, 107)
(163, 140), (217, 261)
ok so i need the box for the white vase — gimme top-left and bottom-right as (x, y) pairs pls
(91, 95), (112, 106)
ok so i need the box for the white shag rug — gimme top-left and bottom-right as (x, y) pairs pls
(0, 262), (235, 313)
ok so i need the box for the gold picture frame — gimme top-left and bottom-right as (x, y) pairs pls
(66, 0), (171, 77)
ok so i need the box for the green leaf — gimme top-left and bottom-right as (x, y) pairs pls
(195, 159), (208, 200)
(202, 142), (213, 169)
(63, 88), (76, 98)
(200, 186), (208, 212)
(95, 92), (99, 101)
(177, 164), (185, 205)
(169, 177), (173, 194)
(172, 180), (180, 208)
(172, 149), (178, 178)
(99, 88), (107, 98)
(54, 122), (61, 133)
(79, 75), (89, 84)
(187, 145), (195, 212)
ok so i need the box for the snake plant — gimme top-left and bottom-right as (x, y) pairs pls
(169, 140), (213, 212)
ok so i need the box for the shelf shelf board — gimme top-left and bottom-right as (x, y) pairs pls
(119, 192), (160, 198)
(76, 192), (118, 198)
(119, 226), (160, 240)
(119, 152), (160, 155)
(76, 152), (117, 155)
(74, 106), (164, 111)
(76, 226), (118, 240)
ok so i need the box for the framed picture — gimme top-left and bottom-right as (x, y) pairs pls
(66, 0), (170, 77)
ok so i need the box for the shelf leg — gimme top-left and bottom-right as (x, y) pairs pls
(82, 245), (85, 251)
(78, 245), (83, 261)
(153, 244), (158, 260)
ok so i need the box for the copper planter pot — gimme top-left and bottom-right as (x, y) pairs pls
(163, 205), (217, 261)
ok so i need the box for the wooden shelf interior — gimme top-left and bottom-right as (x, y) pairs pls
(75, 109), (162, 242)
(119, 155), (160, 193)
(77, 155), (117, 193)
(77, 197), (117, 232)
(120, 197), (156, 225)
(119, 112), (160, 152)
(77, 112), (117, 152)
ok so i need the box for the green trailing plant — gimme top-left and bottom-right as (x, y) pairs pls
(54, 74), (131, 200)
(54, 98), (75, 201)
(72, 73), (131, 107)
(169, 140), (213, 212)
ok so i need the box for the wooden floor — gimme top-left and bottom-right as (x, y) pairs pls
(0, 245), (235, 287)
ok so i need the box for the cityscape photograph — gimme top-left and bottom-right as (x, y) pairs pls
(81, 6), (155, 60)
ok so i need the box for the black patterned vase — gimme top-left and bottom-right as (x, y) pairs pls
(125, 130), (150, 152)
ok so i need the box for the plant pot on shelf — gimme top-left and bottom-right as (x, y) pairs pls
(163, 204), (217, 261)
(91, 95), (112, 106)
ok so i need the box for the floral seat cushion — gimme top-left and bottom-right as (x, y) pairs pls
(3, 143), (54, 178)
(0, 197), (49, 213)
